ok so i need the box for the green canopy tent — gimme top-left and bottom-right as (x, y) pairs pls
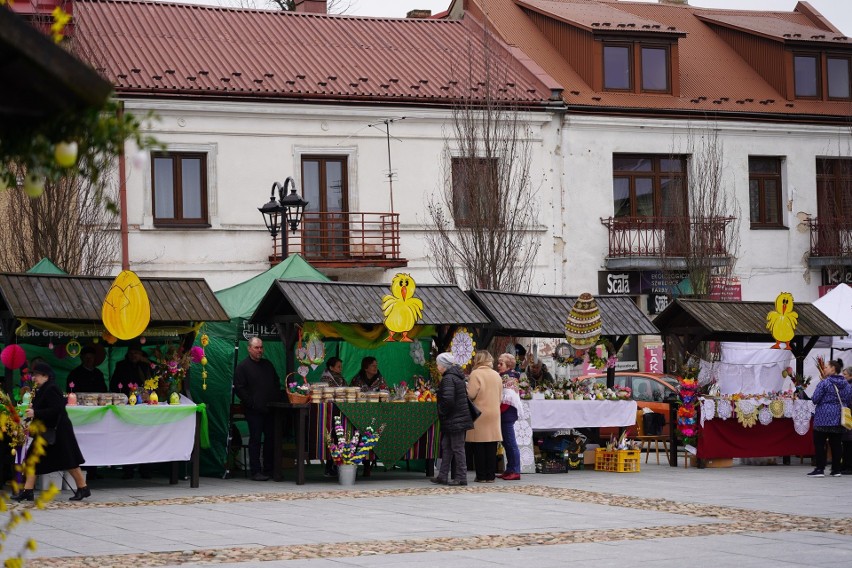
(198, 255), (330, 477)
(27, 258), (67, 275)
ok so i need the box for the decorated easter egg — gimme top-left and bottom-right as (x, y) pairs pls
(564, 293), (602, 350)
(101, 270), (151, 340)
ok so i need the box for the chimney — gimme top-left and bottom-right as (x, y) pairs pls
(406, 10), (432, 19)
(658, 0), (688, 5)
(293, 0), (327, 14)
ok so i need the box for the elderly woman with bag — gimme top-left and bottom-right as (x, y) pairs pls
(808, 358), (852, 478)
(431, 352), (474, 486)
(466, 351), (503, 483)
(12, 362), (91, 502)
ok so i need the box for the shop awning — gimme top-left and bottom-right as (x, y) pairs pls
(0, 273), (228, 341)
(251, 280), (491, 326)
(653, 298), (846, 343)
(466, 289), (659, 339)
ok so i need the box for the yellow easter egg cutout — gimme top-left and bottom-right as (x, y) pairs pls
(102, 270), (151, 340)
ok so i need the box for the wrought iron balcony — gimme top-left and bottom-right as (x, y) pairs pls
(807, 217), (852, 266)
(601, 216), (734, 269)
(273, 211), (407, 268)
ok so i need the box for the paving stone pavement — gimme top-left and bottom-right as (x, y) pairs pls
(5, 460), (852, 568)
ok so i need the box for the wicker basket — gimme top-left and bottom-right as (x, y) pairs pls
(286, 391), (309, 404)
(286, 373), (310, 404)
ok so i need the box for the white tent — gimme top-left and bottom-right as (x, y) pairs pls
(813, 283), (852, 350)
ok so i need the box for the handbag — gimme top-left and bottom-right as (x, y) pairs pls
(467, 398), (482, 421)
(43, 427), (57, 445)
(833, 385), (852, 430)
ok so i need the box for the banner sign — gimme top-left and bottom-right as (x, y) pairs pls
(644, 345), (664, 373)
(598, 271), (641, 296)
(822, 267), (852, 286)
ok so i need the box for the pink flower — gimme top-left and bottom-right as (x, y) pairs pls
(190, 346), (205, 363)
(68, 382), (75, 390)
(118, 383), (123, 391)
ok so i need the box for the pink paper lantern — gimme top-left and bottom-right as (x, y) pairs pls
(1, 345), (27, 369)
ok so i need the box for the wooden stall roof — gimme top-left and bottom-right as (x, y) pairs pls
(251, 280), (491, 326)
(466, 289), (659, 337)
(653, 298), (846, 341)
(0, 273), (229, 324)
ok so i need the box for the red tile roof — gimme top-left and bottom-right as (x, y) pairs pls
(464, 0), (852, 120)
(517, 0), (685, 35)
(695, 14), (850, 45)
(72, 0), (561, 106)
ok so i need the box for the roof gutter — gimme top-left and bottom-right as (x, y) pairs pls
(563, 104), (852, 126)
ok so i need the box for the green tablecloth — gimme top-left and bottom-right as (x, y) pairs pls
(335, 402), (438, 466)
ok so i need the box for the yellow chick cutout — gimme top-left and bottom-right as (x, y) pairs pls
(382, 273), (424, 342)
(766, 292), (798, 350)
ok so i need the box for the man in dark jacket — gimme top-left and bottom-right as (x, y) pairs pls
(233, 337), (283, 481)
(431, 352), (473, 486)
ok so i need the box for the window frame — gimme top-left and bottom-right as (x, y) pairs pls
(603, 42), (633, 92)
(150, 151), (209, 228)
(826, 54), (852, 101)
(601, 40), (672, 95)
(748, 156), (785, 229)
(793, 52), (821, 99)
(816, 157), (852, 218)
(611, 154), (687, 219)
(640, 44), (671, 93)
(451, 156), (499, 229)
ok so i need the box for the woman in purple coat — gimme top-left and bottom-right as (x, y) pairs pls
(808, 359), (852, 477)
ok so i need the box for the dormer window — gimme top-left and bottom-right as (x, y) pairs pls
(603, 42), (671, 94)
(793, 52), (851, 100)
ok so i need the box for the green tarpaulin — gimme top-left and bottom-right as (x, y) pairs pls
(27, 258), (67, 274)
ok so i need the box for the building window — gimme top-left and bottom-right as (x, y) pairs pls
(794, 54), (819, 98)
(604, 44), (631, 90)
(827, 56), (851, 100)
(301, 156), (348, 258)
(451, 157), (498, 228)
(603, 42), (671, 94)
(641, 46), (669, 92)
(152, 152), (208, 226)
(816, 158), (852, 217)
(748, 157), (784, 228)
(612, 155), (686, 218)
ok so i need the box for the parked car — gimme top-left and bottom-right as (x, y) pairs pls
(574, 372), (680, 439)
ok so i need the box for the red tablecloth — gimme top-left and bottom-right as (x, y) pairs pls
(698, 418), (814, 459)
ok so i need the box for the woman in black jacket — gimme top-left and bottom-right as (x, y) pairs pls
(431, 352), (474, 486)
(12, 362), (91, 502)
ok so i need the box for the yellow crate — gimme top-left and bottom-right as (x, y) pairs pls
(594, 448), (640, 472)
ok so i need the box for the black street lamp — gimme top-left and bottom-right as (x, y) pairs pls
(258, 177), (309, 260)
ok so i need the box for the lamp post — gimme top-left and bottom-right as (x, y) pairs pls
(258, 177), (309, 261)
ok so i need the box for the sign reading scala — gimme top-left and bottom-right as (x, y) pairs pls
(382, 273), (423, 342)
(598, 271), (640, 296)
(101, 270), (151, 340)
(766, 292), (797, 350)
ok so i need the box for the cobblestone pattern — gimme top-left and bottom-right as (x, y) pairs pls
(23, 485), (852, 568)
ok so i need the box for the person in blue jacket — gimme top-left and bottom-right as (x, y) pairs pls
(808, 358), (852, 477)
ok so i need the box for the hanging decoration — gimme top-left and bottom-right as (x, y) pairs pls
(382, 273), (423, 342)
(101, 270), (151, 340)
(564, 292), (602, 351)
(200, 334), (209, 391)
(677, 359), (699, 446)
(65, 340), (82, 358)
(1, 345), (27, 370)
(296, 331), (325, 370)
(450, 327), (475, 368)
(587, 339), (617, 370)
(766, 292), (797, 350)
(410, 341), (426, 366)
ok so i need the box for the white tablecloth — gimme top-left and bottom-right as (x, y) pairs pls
(69, 401), (197, 466)
(528, 400), (638, 429)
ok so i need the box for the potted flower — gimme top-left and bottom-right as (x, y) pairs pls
(325, 416), (385, 485)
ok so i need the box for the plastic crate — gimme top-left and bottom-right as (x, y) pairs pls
(594, 448), (640, 472)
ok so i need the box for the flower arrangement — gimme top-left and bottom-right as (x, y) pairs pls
(393, 380), (409, 401)
(781, 366), (812, 393)
(1, 389), (26, 449)
(326, 416), (385, 465)
(287, 380), (310, 397)
(677, 359), (700, 446)
(150, 345), (192, 394)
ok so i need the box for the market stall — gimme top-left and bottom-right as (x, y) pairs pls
(654, 298), (846, 467)
(251, 279), (491, 483)
(466, 289), (659, 473)
(0, 272), (229, 487)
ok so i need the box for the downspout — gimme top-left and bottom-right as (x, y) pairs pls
(118, 101), (129, 270)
